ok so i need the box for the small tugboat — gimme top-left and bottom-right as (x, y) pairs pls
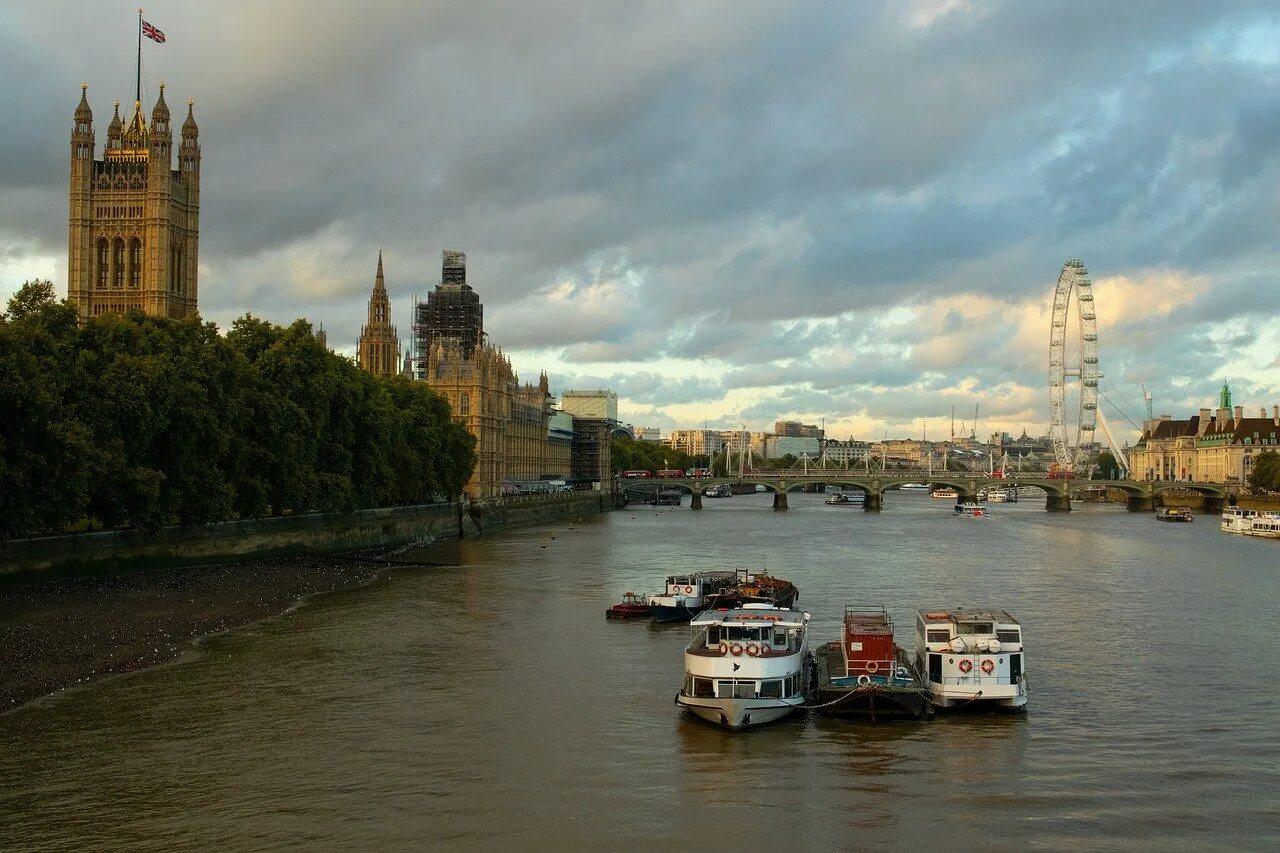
(824, 491), (865, 506)
(914, 609), (1028, 712)
(605, 592), (652, 620)
(953, 502), (988, 517)
(703, 483), (733, 498)
(675, 604), (810, 729)
(812, 607), (932, 721)
(703, 569), (799, 611)
(1156, 506), (1194, 522)
(931, 487), (959, 499)
(1221, 507), (1280, 538)
(649, 571), (738, 623)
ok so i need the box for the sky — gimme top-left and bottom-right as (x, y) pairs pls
(3, 0), (1280, 443)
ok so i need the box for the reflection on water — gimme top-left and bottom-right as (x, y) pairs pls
(2, 492), (1278, 849)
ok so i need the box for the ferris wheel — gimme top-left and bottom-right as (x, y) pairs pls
(1048, 259), (1099, 469)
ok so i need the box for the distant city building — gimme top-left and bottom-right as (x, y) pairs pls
(633, 426), (661, 442)
(870, 439), (930, 464)
(720, 430), (770, 459)
(561, 389), (619, 422)
(764, 435), (820, 460)
(774, 420), (824, 441)
(1129, 386), (1280, 483)
(821, 439), (871, 466)
(67, 83), (201, 321)
(669, 429), (723, 457)
(547, 410), (575, 479)
(357, 251), (400, 377)
(415, 249), (484, 360)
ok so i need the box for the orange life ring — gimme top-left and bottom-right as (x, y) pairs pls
(958, 659), (973, 674)
(718, 641), (729, 655)
(981, 658), (995, 674)
(684, 585), (693, 594)
(730, 642), (744, 656)
(745, 642), (759, 657)
(865, 661), (879, 674)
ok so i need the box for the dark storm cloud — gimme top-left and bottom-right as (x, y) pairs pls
(2, 0), (1278, 422)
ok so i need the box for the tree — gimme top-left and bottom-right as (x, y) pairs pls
(1094, 450), (1122, 480)
(1249, 450), (1280, 494)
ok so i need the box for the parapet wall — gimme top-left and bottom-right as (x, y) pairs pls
(0, 491), (612, 588)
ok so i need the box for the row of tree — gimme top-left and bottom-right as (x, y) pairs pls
(1249, 450), (1280, 494)
(0, 282), (476, 540)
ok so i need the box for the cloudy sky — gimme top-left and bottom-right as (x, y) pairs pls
(4, 0), (1280, 443)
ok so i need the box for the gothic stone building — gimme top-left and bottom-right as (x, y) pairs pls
(357, 251), (399, 376)
(68, 83), (200, 320)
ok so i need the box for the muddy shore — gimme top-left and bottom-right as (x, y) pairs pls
(0, 551), (439, 712)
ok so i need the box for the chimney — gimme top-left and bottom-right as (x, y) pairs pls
(1217, 405), (1231, 426)
(1274, 404), (1279, 426)
(1234, 405), (1244, 427)
(1198, 408), (1210, 437)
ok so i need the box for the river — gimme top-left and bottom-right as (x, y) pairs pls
(1, 491), (1277, 850)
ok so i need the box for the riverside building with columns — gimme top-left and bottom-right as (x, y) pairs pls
(1129, 386), (1280, 483)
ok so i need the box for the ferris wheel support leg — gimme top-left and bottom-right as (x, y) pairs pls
(1045, 493), (1072, 512)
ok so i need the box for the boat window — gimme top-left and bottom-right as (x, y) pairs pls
(1009, 654), (1022, 683)
(684, 674), (692, 695)
(996, 630), (1020, 644)
(773, 630), (786, 646)
(734, 681), (758, 700)
(917, 614), (927, 635)
(926, 630), (950, 643)
(958, 622), (992, 635)
(693, 677), (714, 698)
(726, 626), (762, 641)
(928, 654), (943, 683)
(707, 627), (720, 646)
(760, 679), (782, 699)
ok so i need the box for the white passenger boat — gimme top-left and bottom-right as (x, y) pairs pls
(1221, 507), (1280, 539)
(987, 487), (1017, 503)
(900, 483), (930, 492)
(648, 571), (737, 623)
(953, 502), (988, 517)
(675, 604), (810, 729)
(931, 487), (959, 499)
(914, 609), (1027, 712)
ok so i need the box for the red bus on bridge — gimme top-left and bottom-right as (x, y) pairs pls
(621, 470), (652, 479)
(656, 469), (685, 478)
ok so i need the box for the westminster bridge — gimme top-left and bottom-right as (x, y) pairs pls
(617, 471), (1229, 513)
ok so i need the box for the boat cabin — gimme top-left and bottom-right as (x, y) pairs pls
(916, 608), (1024, 690)
(683, 605), (809, 702)
(842, 607), (896, 677)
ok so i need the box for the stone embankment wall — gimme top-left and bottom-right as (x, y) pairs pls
(0, 490), (612, 587)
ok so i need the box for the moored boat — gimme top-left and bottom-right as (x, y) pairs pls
(1156, 506), (1194, 522)
(675, 604), (810, 729)
(953, 502), (988, 517)
(900, 483), (930, 492)
(987, 487), (1017, 503)
(812, 607), (932, 721)
(1221, 507), (1280, 538)
(914, 609), (1028, 712)
(648, 571), (738, 623)
(824, 491), (865, 506)
(703, 569), (799, 611)
(931, 487), (959, 499)
(605, 592), (651, 620)
(703, 483), (733, 498)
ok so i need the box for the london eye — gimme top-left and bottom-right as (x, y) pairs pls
(1048, 259), (1099, 470)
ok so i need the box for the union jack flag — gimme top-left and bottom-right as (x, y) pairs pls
(142, 20), (165, 43)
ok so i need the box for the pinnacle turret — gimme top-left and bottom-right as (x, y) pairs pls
(151, 81), (170, 125)
(182, 99), (198, 137)
(107, 100), (123, 140)
(74, 82), (92, 123)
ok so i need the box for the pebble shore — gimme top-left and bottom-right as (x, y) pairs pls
(0, 555), (395, 712)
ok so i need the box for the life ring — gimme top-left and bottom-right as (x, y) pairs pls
(981, 658), (995, 675)
(958, 659), (973, 674)
(865, 661), (879, 674)
(684, 585), (693, 594)
(745, 642), (759, 657)
(856, 674), (872, 686)
(730, 642), (744, 656)
(718, 641), (729, 655)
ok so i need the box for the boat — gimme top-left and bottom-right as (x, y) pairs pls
(812, 607), (932, 721)
(648, 571), (738, 623)
(605, 592), (651, 620)
(1221, 507), (1280, 539)
(931, 487), (959, 499)
(900, 483), (930, 492)
(647, 489), (683, 506)
(675, 604), (810, 729)
(703, 569), (799, 611)
(824, 491), (865, 506)
(703, 484), (733, 498)
(953, 502), (988, 517)
(1156, 506), (1193, 522)
(914, 609), (1028, 712)
(987, 487), (1017, 503)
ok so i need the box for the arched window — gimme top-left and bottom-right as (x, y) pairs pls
(112, 238), (125, 288)
(96, 239), (109, 289)
(176, 244), (184, 296)
(129, 238), (141, 288)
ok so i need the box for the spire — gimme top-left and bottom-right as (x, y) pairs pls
(375, 249), (385, 291)
(108, 100), (123, 136)
(151, 81), (170, 125)
(182, 98), (198, 137)
(74, 82), (92, 122)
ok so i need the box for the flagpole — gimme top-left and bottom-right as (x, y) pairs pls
(135, 9), (143, 107)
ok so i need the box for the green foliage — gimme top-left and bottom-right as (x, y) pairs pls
(610, 436), (698, 474)
(0, 286), (476, 539)
(1249, 450), (1280, 493)
(1094, 450), (1122, 480)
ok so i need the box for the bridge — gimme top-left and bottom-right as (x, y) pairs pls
(617, 471), (1228, 513)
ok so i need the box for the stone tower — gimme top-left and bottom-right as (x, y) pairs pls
(67, 82), (200, 321)
(357, 250), (400, 376)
